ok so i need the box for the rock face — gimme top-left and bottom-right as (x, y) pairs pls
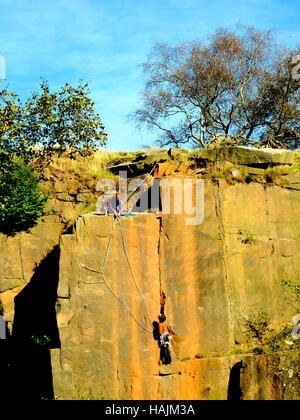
(196, 146), (295, 166)
(50, 179), (300, 400)
(108, 147), (297, 179)
(0, 216), (66, 400)
(1, 147), (299, 400)
(0, 216), (65, 333)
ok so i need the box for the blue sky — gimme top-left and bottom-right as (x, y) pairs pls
(0, 0), (299, 150)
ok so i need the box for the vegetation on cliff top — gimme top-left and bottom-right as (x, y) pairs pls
(0, 79), (107, 164)
(0, 80), (107, 234)
(130, 25), (299, 150)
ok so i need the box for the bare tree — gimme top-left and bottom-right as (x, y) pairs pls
(256, 48), (300, 148)
(130, 26), (299, 149)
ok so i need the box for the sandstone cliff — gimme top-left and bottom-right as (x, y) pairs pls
(0, 147), (299, 400)
(51, 179), (299, 400)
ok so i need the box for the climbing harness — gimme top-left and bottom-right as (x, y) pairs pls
(159, 332), (172, 365)
(160, 332), (172, 347)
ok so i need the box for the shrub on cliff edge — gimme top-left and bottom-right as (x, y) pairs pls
(0, 160), (47, 234)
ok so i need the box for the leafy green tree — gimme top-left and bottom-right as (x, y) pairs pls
(0, 88), (25, 156)
(0, 80), (107, 162)
(0, 160), (47, 234)
(0, 80), (108, 233)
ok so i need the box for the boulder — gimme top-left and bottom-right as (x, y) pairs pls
(196, 146), (295, 166)
(56, 193), (74, 202)
(54, 180), (68, 193)
(109, 149), (170, 176)
(286, 172), (300, 190)
(175, 163), (189, 174)
(228, 167), (241, 178)
(168, 147), (189, 161)
(39, 180), (53, 194)
(76, 192), (93, 203)
(153, 162), (177, 177)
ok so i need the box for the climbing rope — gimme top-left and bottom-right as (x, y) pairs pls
(116, 216), (153, 328)
(80, 265), (104, 284)
(79, 164), (159, 332)
(80, 217), (117, 285)
(123, 163), (157, 205)
(80, 217), (153, 334)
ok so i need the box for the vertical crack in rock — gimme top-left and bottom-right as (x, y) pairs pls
(157, 217), (163, 302)
(18, 238), (25, 282)
(157, 216), (167, 314)
(212, 181), (235, 346)
(264, 185), (272, 240)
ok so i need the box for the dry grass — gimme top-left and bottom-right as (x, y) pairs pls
(208, 163), (248, 184)
(47, 149), (136, 182)
(41, 147), (298, 188)
(45, 147), (167, 182)
(263, 166), (290, 186)
(207, 162), (293, 187)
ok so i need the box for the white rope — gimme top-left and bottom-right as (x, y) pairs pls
(80, 264), (105, 284)
(122, 163), (157, 205)
(117, 216), (153, 328)
(80, 217), (153, 334)
(79, 165), (158, 333)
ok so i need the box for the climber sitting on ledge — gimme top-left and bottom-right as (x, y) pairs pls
(107, 192), (123, 217)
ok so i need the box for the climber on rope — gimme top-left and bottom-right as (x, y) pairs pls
(107, 192), (123, 217)
(157, 313), (172, 365)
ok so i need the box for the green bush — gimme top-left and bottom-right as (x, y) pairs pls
(0, 160), (47, 234)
